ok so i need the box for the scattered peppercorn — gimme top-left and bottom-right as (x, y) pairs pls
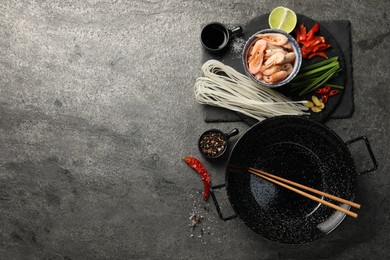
(189, 214), (204, 230)
(199, 131), (226, 157)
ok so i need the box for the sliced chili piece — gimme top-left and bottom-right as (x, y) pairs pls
(312, 43), (331, 53)
(300, 38), (317, 48)
(299, 23), (307, 41)
(184, 156), (211, 201)
(315, 36), (326, 43)
(301, 43), (317, 55)
(306, 23), (320, 41)
(322, 94), (329, 104)
(312, 39), (322, 47)
(315, 86), (331, 94)
(295, 28), (301, 45)
(329, 89), (340, 96)
(301, 50), (308, 59)
(295, 22), (332, 61)
(308, 51), (328, 59)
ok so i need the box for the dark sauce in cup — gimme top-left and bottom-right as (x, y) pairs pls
(201, 24), (228, 50)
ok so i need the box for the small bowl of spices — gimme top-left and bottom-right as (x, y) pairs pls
(198, 128), (239, 159)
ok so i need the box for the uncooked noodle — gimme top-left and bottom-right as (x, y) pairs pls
(194, 60), (309, 121)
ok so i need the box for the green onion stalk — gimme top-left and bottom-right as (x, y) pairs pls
(290, 56), (343, 96)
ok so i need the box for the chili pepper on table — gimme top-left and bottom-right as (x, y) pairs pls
(184, 156), (211, 201)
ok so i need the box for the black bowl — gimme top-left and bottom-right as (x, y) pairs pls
(198, 128), (239, 159)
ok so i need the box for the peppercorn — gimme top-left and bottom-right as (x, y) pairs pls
(199, 131), (226, 157)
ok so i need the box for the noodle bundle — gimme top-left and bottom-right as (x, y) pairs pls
(194, 60), (309, 121)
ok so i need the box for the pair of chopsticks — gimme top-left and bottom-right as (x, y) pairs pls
(248, 167), (360, 218)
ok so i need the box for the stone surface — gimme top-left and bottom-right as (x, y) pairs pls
(0, 0), (389, 259)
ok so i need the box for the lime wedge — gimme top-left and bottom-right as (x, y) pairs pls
(268, 6), (297, 33)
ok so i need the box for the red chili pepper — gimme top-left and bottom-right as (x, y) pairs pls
(295, 28), (301, 45)
(308, 51), (328, 59)
(300, 38), (317, 48)
(184, 156), (211, 201)
(295, 22), (331, 60)
(316, 36), (326, 43)
(301, 40), (322, 55)
(301, 44), (315, 58)
(299, 23), (307, 41)
(312, 43), (330, 53)
(315, 86), (331, 94)
(322, 94), (329, 104)
(329, 89), (339, 96)
(301, 50), (307, 59)
(306, 23), (319, 41)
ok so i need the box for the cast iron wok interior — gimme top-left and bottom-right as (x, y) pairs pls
(226, 116), (356, 244)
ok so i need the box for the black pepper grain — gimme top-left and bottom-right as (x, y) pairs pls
(200, 131), (226, 157)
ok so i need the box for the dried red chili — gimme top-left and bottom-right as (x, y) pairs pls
(184, 156), (211, 201)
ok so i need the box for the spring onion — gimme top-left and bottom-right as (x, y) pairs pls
(290, 56), (341, 96)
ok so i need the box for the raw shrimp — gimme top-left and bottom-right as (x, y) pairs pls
(261, 52), (285, 71)
(282, 42), (293, 50)
(248, 39), (267, 62)
(266, 43), (284, 50)
(262, 65), (282, 76)
(248, 39), (267, 74)
(264, 48), (286, 59)
(280, 63), (293, 74)
(283, 52), (296, 64)
(254, 71), (263, 80)
(263, 71), (289, 83)
(256, 33), (288, 46)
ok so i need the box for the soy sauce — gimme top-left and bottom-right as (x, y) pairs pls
(201, 24), (228, 50)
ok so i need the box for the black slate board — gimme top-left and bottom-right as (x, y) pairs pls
(201, 14), (354, 125)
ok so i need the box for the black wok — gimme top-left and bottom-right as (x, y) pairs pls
(211, 116), (377, 244)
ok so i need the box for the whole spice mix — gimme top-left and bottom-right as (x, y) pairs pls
(199, 131), (226, 157)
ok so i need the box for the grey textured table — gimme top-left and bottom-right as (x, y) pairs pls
(0, 1), (389, 259)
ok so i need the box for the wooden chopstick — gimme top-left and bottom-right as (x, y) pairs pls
(248, 168), (359, 218)
(249, 167), (361, 209)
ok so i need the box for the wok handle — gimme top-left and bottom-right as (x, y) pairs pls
(210, 183), (237, 221)
(345, 135), (378, 175)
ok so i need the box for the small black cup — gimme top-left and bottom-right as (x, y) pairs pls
(198, 128), (239, 159)
(200, 23), (243, 53)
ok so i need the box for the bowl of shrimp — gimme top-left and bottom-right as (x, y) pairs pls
(242, 29), (302, 88)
